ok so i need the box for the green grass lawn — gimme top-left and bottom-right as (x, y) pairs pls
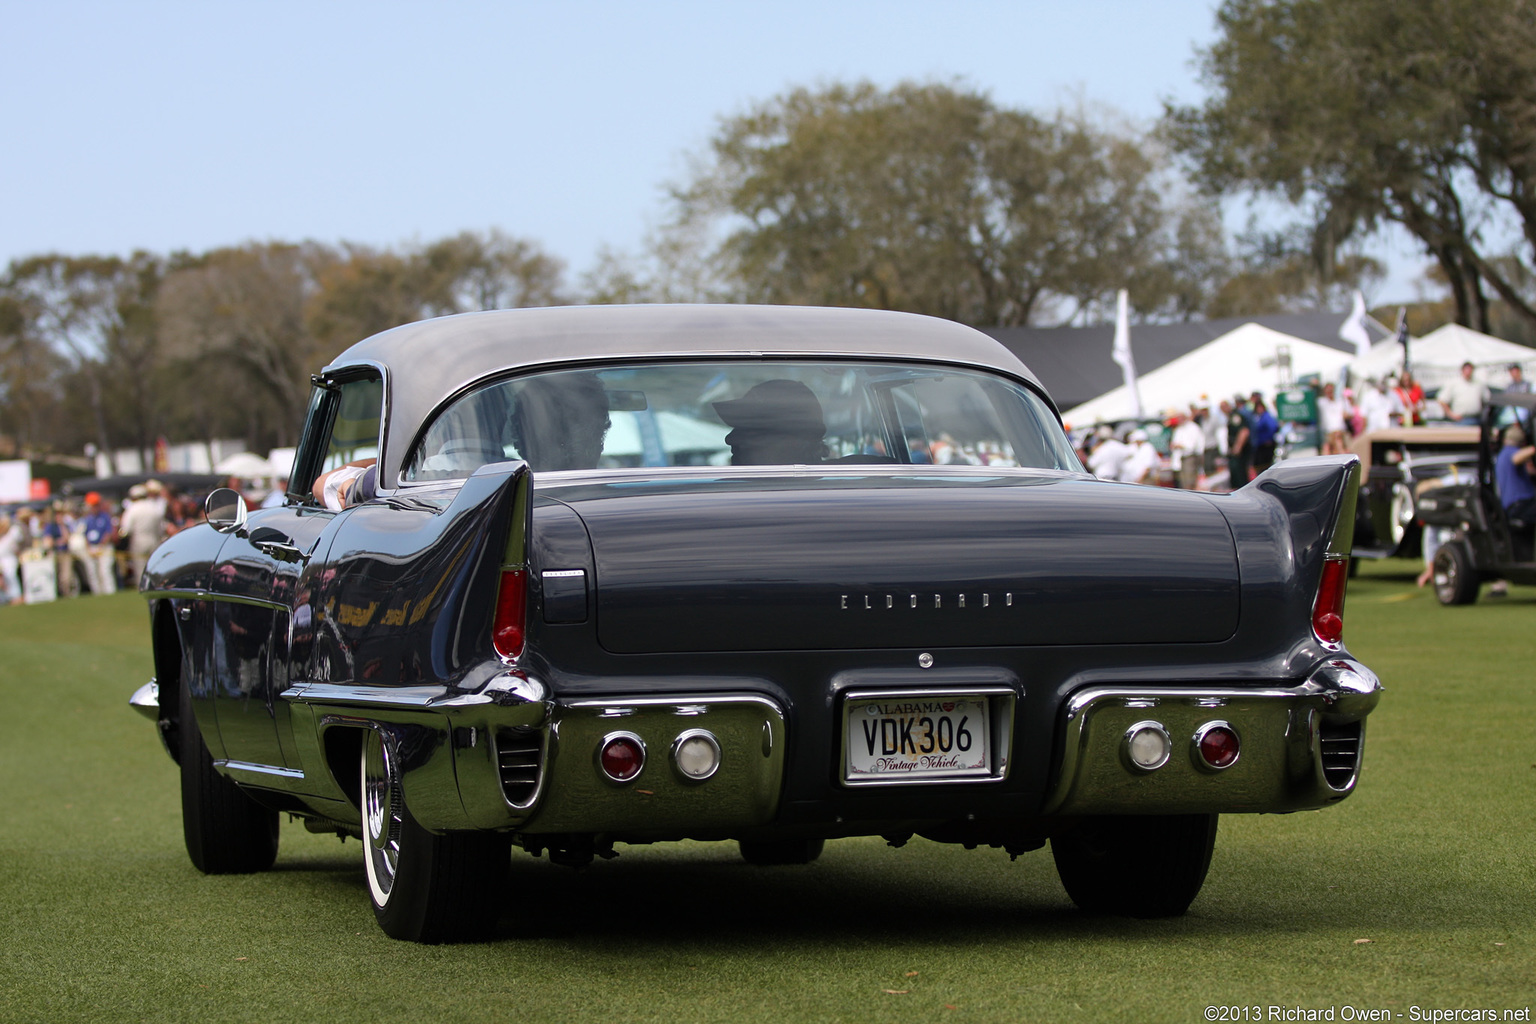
(1, 564), (1532, 1023)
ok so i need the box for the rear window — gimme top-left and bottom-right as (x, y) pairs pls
(404, 361), (1076, 480)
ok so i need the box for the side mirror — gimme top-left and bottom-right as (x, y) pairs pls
(205, 487), (248, 535)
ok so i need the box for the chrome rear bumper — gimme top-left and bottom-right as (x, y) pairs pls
(1044, 658), (1382, 815)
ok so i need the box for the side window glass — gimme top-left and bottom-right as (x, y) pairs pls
(322, 377), (384, 472)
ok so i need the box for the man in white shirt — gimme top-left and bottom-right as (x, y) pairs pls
(1119, 429), (1160, 485)
(1358, 379), (1402, 433)
(1086, 426), (1130, 480)
(1316, 382), (1348, 454)
(1437, 362), (1488, 423)
(1170, 411), (1206, 489)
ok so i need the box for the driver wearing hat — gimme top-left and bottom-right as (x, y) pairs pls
(712, 379), (827, 466)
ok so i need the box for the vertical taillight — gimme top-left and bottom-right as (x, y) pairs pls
(1312, 554), (1348, 646)
(493, 469), (531, 661)
(493, 568), (528, 660)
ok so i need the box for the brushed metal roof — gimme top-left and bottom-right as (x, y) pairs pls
(322, 304), (1051, 487)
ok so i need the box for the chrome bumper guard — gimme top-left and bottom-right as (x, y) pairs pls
(1043, 659), (1382, 816)
(518, 695), (787, 836)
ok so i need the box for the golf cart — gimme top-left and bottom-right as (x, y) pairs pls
(1348, 425), (1481, 561)
(1418, 391), (1536, 604)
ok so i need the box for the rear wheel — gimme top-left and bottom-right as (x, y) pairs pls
(178, 680), (279, 874)
(361, 729), (509, 943)
(1051, 814), (1217, 918)
(1432, 543), (1479, 605)
(738, 838), (826, 865)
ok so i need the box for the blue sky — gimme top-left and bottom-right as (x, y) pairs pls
(2, 1), (1427, 303)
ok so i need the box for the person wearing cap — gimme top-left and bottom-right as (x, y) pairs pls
(712, 379), (827, 466)
(1170, 409), (1206, 489)
(121, 481), (168, 589)
(80, 492), (116, 594)
(1118, 428), (1159, 485)
(1086, 424), (1129, 480)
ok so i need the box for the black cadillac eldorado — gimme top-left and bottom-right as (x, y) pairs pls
(131, 304), (1381, 942)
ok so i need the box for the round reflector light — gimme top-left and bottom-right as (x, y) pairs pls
(1193, 721), (1241, 771)
(672, 729), (722, 781)
(1123, 721), (1172, 771)
(598, 732), (645, 782)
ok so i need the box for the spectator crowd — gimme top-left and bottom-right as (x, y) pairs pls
(0, 478), (248, 605)
(1075, 361), (1523, 490)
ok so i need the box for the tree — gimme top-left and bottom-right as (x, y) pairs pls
(307, 232), (566, 354)
(1204, 225), (1386, 318)
(0, 291), (71, 454)
(156, 243), (327, 450)
(670, 80), (1225, 326)
(1165, 0), (1536, 334)
(2, 253), (163, 471)
(414, 229), (567, 314)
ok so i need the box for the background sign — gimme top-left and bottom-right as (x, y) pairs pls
(0, 460), (32, 503)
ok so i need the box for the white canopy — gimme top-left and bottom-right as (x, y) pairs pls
(1062, 322), (1356, 425)
(1349, 323), (1536, 390)
(265, 447), (297, 480)
(213, 451), (275, 477)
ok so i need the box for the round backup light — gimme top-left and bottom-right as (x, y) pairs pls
(1193, 721), (1241, 771)
(672, 729), (722, 781)
(598, 732), (645, 783)
(1123, 721), (1172, 772)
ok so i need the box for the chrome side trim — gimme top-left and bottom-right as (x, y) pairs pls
(283, 671), (550, 713)
(563, 693), (786, 715)
(283, 682), (451, 708)
(215, 760), (306, 782)
(140, 588), (289, 613)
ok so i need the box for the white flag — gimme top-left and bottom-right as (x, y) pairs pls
(1340, 291), (1372, 357)
(1110, 289), (1142, 418)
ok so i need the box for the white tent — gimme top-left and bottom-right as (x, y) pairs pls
(1061, 322), (1356, 425)
(265, 447), (297, 480)
(213, 451), (275, 477)
(1350, 323), (1536, 389)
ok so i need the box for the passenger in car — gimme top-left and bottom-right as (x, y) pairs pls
(712, 379), (827, 466)
(510, 373), (612, 471)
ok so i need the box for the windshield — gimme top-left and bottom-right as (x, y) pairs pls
(404, 360), (1077, 480)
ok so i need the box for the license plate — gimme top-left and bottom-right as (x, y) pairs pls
(845, 696), (991, 781)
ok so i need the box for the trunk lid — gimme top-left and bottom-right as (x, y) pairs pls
(549, 471), (1239, 653)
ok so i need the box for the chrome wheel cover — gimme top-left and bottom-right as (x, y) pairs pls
(1433, 548), (1457, 604)
(362, 730), (402, 905)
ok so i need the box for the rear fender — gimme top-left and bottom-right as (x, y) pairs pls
(308, 460), (532, 689)
(1218, 455), (1361, 656)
